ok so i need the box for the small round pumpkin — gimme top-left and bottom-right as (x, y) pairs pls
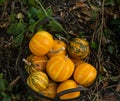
(23, 54), (48, 74)
(47, 39), (66, 58)
(67, 38), (90, 59)
(27, 71), (49, 93)
(41, 80), (58, 99)
(57, 79), (80, 100)
(73, 62), (97, 87)
(46, 55), (75, 82)
(29, 31), (54, 56)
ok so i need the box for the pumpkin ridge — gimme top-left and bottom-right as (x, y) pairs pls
(29, 43), (41, 55)
(30, 39), (48, 55)
(76, 64), (88, 82)
(27, 77), (40, 92)
(38, 31), (53, 41)
(47, 59), (62, 74)
(34, 38), (49, 51)
(62, 61), (74, 81)
(30, 73), (48, 90)
(79, 65), (97, 86)
(31, 78), (45, 91)
(62, 62), (69, 80)
(33, 78), (47, 90)
(80, 68), (93, 85)
(33, 74), (47, 82)
(54, 61), (65, 80)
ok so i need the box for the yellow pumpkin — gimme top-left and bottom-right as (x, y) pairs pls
(29, 31), (54, 56)
(67, 38), (90, 59)
(41, 80), (58, 99)
(27, 71), (49, 93)
(73, 62), (97, 87)
(23, 54), (48, 74)
(57, 79), (80, 100)
(47, 39), (66, 58)
(46, 55), (75, 82)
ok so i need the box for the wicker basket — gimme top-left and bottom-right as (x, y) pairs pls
(16, 17), (98, 101)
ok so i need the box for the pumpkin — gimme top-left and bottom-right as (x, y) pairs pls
(73, 62), (97, 87)
(29, 31), (54, 56)
(47, 39), (66, 58)
(41, 80), (58, 99)
(46, 55), (75, 82)
(67, 38), (90, 59)
(23, 54), (48, 74)
(57, 79), (80, 100)
(27, 71), (49, 93)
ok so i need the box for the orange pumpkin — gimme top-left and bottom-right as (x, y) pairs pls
(47, 39), (66, 58)
(57, 79), (80, 100)
(29, 31), (54, 56)
(23, 54), (48, 74)
(46, 55), (75, 82)
(27, 71), (49, 93)
(74, 62), (97, 87)
(41, 80), (58, 99)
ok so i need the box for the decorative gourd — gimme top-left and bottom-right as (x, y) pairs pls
(27, 71), (49, 93)
(41, 80), (58, 99)
(46, 55), (75, 82)
(47, 39), (66, 58)
(23, 54), (48, 74)
(73, 62), (97, 87)
(57, 79), (80, 100)
(29, 31), (54, 56)
(67, 38), (90, 59)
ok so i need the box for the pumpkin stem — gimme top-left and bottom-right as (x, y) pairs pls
(49, 47), (65, 54)
(22, 59), (31, 66)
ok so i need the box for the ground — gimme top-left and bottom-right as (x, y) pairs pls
(0, 0), (120, 101)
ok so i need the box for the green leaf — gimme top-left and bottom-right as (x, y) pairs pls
(7, 21), (27, 36)
(36, 9), (46, 20)
(0, 73), (3, 79)
(48, 21), (63, 31)
(1, 92), (11, 101)
(0, 78), (11, 92)
(36, 25), (44, 31)
(0, 0), (6, 5)
(78, 32), (84, 37)
(9, 14), (16, 23)
(46, 8), (53, 17)
(27, 0), (38, 7)
(14, 33), (24, 45)
(91, 41), (98, 50)
(29, 18), (36, 25)
(27, 7), (38, 19)
(0, 78), (6, 91)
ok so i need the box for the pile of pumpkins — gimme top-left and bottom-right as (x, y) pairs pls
(23, 31), (97, 100)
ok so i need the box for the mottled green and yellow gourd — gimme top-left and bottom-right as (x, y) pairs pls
(27, 71), (49, 93)
(67, 38), (90, 59)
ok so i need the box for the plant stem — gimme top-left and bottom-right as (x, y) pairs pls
(35, 0), (70, 38)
